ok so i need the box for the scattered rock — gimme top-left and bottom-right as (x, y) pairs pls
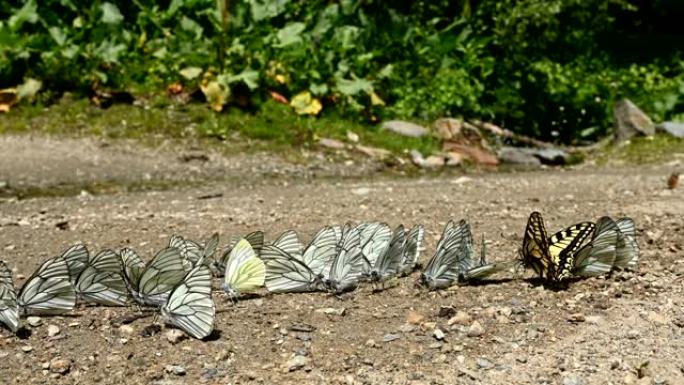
(288, 323), (316, 333)
(398, 323), (416, 333)
(562, 374), (584, 385)
(201, 368), (219, 381)
(26, 316), (42, 327)
(165, 329), (187, 344)
(319, 138), (346, 150)
(406, 310), (425, 325)
(365, 339), (376, 348)
(445, 152), (463, 166)
(568, 313), (586, 323)
(315, 307), (346, 316)
(283, 355), (309, 372)
(519, 147), (570, 165)
(646, 311), (669, 325)
(382, 120), (429, 138)
(448, 311), (472, 326)
(47, 325), (60, 337)
(477, 358), (493, 370)
(498, 147), (542, 167)
(433, 118), (462, 140)
(443, 143), (499, 166)
(21, 345), (33, 353)
(346, 130), (359, 143)
(382, 333), (400, 342)
(165, 365), (186, 376)
(614, 99), (655, 143)
(433, 328), (446, 341)
(355, 145), (391, 159)
(438, 306), (456, 318)
(49, 358), (71, 374)
(467, 321), (485, 337)
(119, 325), (135, 335)
(656, 121), (684, 138)
(423, 155), (445, 168)
(351, 187), (370, 196)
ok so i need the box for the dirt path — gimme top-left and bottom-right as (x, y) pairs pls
(0, 135), (682, 384)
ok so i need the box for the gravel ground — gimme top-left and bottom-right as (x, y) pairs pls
(0, 135), (682, 385)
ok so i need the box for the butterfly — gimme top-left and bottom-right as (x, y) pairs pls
(262, 227), (338, 293)
(365, 225), (406, 286)
(161, 263), (215, 339)
(170, 233), (219, 268)
(16, 256), (76, 316)
(572, 217), (619, 277)
(459, 235), (515, 281)
(121, 247), (189, 306)
(397, 224), (425, 277)
(212, 231), (264, 276)
(613, 217), (639, 271)
(74, 249), (129, 306)
(222, 239), (265, 299)
(0, 261), (19, 332)
(520, 212), (595, 282)
(326, 226), (365, 293)
(356, 222), (392, 276)
(420, 220), (473, 290)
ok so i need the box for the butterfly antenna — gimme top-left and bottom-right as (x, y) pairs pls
(480, 235), (486, 265)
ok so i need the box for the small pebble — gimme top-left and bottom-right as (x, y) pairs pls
(50, 358), (71, 374)
(562, 374), (584, 385)
(165, 365), (186, 376)
(433, 328), (446, 341)
(26, 316), (42, 327)
(283, 355), (309, 372)
(119, 325), (134, 335)
(383, 333), (400, 342)
(47, 325), (60, 337)
(467, 321), (485, 337)
(165, 329), (187, 344)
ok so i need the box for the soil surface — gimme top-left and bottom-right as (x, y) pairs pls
(0, 135), (682, 385)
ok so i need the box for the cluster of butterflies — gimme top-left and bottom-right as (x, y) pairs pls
(0, 212), (639, 340)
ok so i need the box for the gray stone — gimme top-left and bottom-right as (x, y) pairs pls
(614, 99), (655, 143)
(382, 333), (401, 342)
(165, 329), (187, 344)
(519, 148), (570, 165)
(47, 324), (60, 337)
(656, 121), (684, 138)
(562, 374), (584, 385)
(283, 354), (309, 372)
(477, 358), (494, 369)
(433, 328), (446, 341)
(318, 138), (346, 150)
(26, 316), (42, 327)
(498, 147), (542, 167)
(467, 321), (485, 337)
(50, 358), (71, 374)
(165, 365), (186, 376)
(382, 120), (429, 137)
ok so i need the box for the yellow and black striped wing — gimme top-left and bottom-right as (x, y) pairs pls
(547, 221), (595, 280)
(520, 212), (551, 278)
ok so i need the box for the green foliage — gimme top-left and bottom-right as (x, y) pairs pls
(1, 0), (683, 143)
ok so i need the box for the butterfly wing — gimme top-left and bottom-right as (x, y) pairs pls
(170, 235), (203, 268)
(137, 247), (188, 306)
(161, 264), (215, 339)
(421, 220), (470, 289)
(398, 224), (425, 276)
(17, 256), (76, 315)
(59, 244), (90, 283)
(262, 245), (321, 293)
(357, 222), (392, 271)
(303, 226), (341, 279)
(271, 230), (304, 255)
(573, 217), (619, 277)
(75, 249), (128, 306)
(0, 261), (19, 332)
(520, 212), (551, 278)
(613, 217), (639, 270)
(372, 224), (406, 281)
(327, 227), (364, 293)
(547, 221), (595, 280)
(223, 239), (265, 296)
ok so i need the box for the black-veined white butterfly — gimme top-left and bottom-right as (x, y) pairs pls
(356, 222), (392, 276)
(212, 231), (264, 276)
(58, 244), (90, 283)
(326, 226), (365, 293)
(121, 247), (188, 306)
(397, 224), (425, 277)
(459, 235), (515, 281)
(572, 217), (619, 277)
(74, 249), (129, 306)
(222, 239), (265, 299)
(365, 225), (406, 286)
(0, 261), (19, 332)
(261, 227), (337, 293)
(17, 256), (76, 316)
(420, 220), (472, 290)
(613, 217), (639, 271)
(169, 233), (219, 268)
(161, 263), (215, 339)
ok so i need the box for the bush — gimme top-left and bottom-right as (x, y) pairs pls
(1, 0), (683, 143)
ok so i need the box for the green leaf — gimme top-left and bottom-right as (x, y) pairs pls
(101, 2), (124, 25)
(48, 27), (67, 46)
(249, 0), (291, 22)
(336, 76), (373, 96)
(228, 69), (260, 90)
(275, 22), (306, 47)
(310, 83), (328, 95)
(378, 64), (394, 79)
(16, 78), (42, 101)
(167, 0), (184, 15)
(180, 16), (203, 40)
(8, 0), (39, 31)
(179, 67), (203, 80)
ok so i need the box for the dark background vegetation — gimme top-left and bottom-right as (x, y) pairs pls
(1, 0), (683, 143)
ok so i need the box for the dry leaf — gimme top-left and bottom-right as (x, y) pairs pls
(269, 91), (289, 105)
(0, 88), (18, 113)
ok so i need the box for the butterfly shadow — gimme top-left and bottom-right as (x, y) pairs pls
(202, 329), (222, 342)
(523, 277), (571, 292)
(461, 277), (517, 287)
(1, 326), (32, 339)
